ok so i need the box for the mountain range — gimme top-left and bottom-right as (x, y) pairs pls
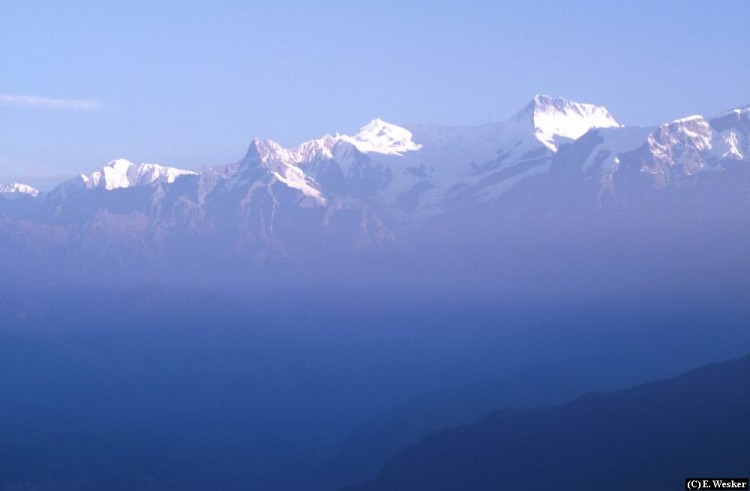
(1, 95), (748, 284)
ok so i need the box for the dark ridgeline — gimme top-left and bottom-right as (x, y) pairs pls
(349, 354), (750, 491)
(1, 275), (749, 490)
(315, 273), (750, 489)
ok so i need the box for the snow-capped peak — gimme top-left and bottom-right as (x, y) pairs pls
(710, 105), (750, 133)
(238, 138), (328, 205)
(81, 159), (197, 191)
(672, 114), (707, 124)
(339, 118), (422, 155)
(245, 138), (287, 161)
(512, 94), (621, 150)
(0, 182), (40, 197)
(719, 105), (750, 118)
(245, 119), (421, 165)
(246, 134), (342, 165)
(235, 119), (421, 206)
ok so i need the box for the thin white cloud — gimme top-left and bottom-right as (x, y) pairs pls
(0, 94), (100, 111)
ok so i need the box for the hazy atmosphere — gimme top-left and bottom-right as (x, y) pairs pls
(1, 2), (749, 490)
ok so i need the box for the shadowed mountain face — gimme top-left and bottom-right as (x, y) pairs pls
(350, 354), (750, 491)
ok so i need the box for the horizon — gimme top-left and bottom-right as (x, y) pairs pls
(2, 1), (749, 183)
(4, 92), (749, 191)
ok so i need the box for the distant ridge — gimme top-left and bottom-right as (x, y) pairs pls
(350, 354), (750, 490)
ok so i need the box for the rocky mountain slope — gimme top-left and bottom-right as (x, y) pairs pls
(1, 96), (748, 283)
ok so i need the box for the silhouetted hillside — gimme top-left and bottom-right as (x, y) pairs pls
(352, 354), (750, 490)
(319, 274), (750, 489)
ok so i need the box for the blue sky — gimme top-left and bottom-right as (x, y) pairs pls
(2, 0), (749, 187)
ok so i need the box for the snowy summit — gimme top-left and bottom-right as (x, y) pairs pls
(79, 159), (197, 191)
(338, 118), (422, 156)
(513, 94), (620, 150)
(0, 182), (40, 197)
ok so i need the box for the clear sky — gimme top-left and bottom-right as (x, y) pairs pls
(2, 0), (749, 187)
